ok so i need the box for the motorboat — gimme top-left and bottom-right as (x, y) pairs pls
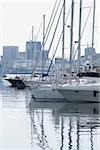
(4, 76), (26, 89)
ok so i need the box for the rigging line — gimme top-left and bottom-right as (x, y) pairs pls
(27, 19), (43, 42)
(29, 0), (59, 43)
(44, 0), (62, 45)
(31, 0), (61, 76)
(47, 7), (72, 74)
(30, 110), (53, 150)
(35, 18), (43, 41)
(48, 5), (63, 57)
(72, 1), (93, 61)
(32, 3), (63, 76)
(44, 0), (58, 40)
(28, 27), (33, 41)
(42, 4), (63, 74)
(44, 0), (58, 41)
(36, 0), (61, 48)
(47, 32), (62, 75)
(30, 20), (43, 76)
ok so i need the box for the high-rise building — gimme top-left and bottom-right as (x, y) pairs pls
(2, 46), (19, 73)
(3, 46), (18, 62)
(26, 41), (41, 60)
(40, 50), (49, 61)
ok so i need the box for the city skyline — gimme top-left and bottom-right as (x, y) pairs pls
(0, 0), (100, 58)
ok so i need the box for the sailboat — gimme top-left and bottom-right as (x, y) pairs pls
(30, 0), (69, 101)
(11, 0), (62, 89)
(57, 0), (100, 103)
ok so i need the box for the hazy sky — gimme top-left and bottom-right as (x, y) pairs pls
(0, 0), (100, 57)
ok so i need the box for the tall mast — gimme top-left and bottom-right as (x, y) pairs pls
(62, 0), (66, 76)
(90, 0), (96, 71)
(43, 15), (45, 53)
(42, 14), (45, 78)
(77, 0), (82, 75)
(69, 0), (74, 77)
(92, 0), (96, 48)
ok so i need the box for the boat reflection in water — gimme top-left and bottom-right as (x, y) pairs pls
(27, 97), (100, 150)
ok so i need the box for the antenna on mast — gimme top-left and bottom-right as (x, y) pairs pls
(32, 25), (34, 41)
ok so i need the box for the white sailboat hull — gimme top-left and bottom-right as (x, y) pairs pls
(31, 85), (66, 101)
(57, 84), (100, 103)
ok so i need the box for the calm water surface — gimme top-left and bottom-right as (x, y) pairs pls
(0, 85), (100, 150)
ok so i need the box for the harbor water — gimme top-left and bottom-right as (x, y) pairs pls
(0, 85), (100, 150)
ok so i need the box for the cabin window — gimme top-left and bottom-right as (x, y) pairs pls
(75, 90), (79, 93)
(93, 91), (98, 97)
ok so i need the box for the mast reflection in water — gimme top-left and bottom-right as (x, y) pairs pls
(28, 97), (100, 150)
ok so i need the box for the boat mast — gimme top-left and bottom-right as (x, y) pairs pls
(62, 0), (65, 78)
(69, 0), (74, 80)
(92, 0), (96, 48)
(90, 0), (96, 71)
(77, 0), (82, 77)
(42, 14), (45, 79)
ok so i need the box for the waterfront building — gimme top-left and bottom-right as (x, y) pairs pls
(1, 46), (19, 74)
(12, 59), (33, 74)
(40, 50), (49, 61)
(2, 46), (18, 62)
(26, 41), (41, 60)
(55, 57), (70, 72)
(18, 52), (26, 60)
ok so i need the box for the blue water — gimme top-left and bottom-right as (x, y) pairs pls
(0, 85), (100, 150)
